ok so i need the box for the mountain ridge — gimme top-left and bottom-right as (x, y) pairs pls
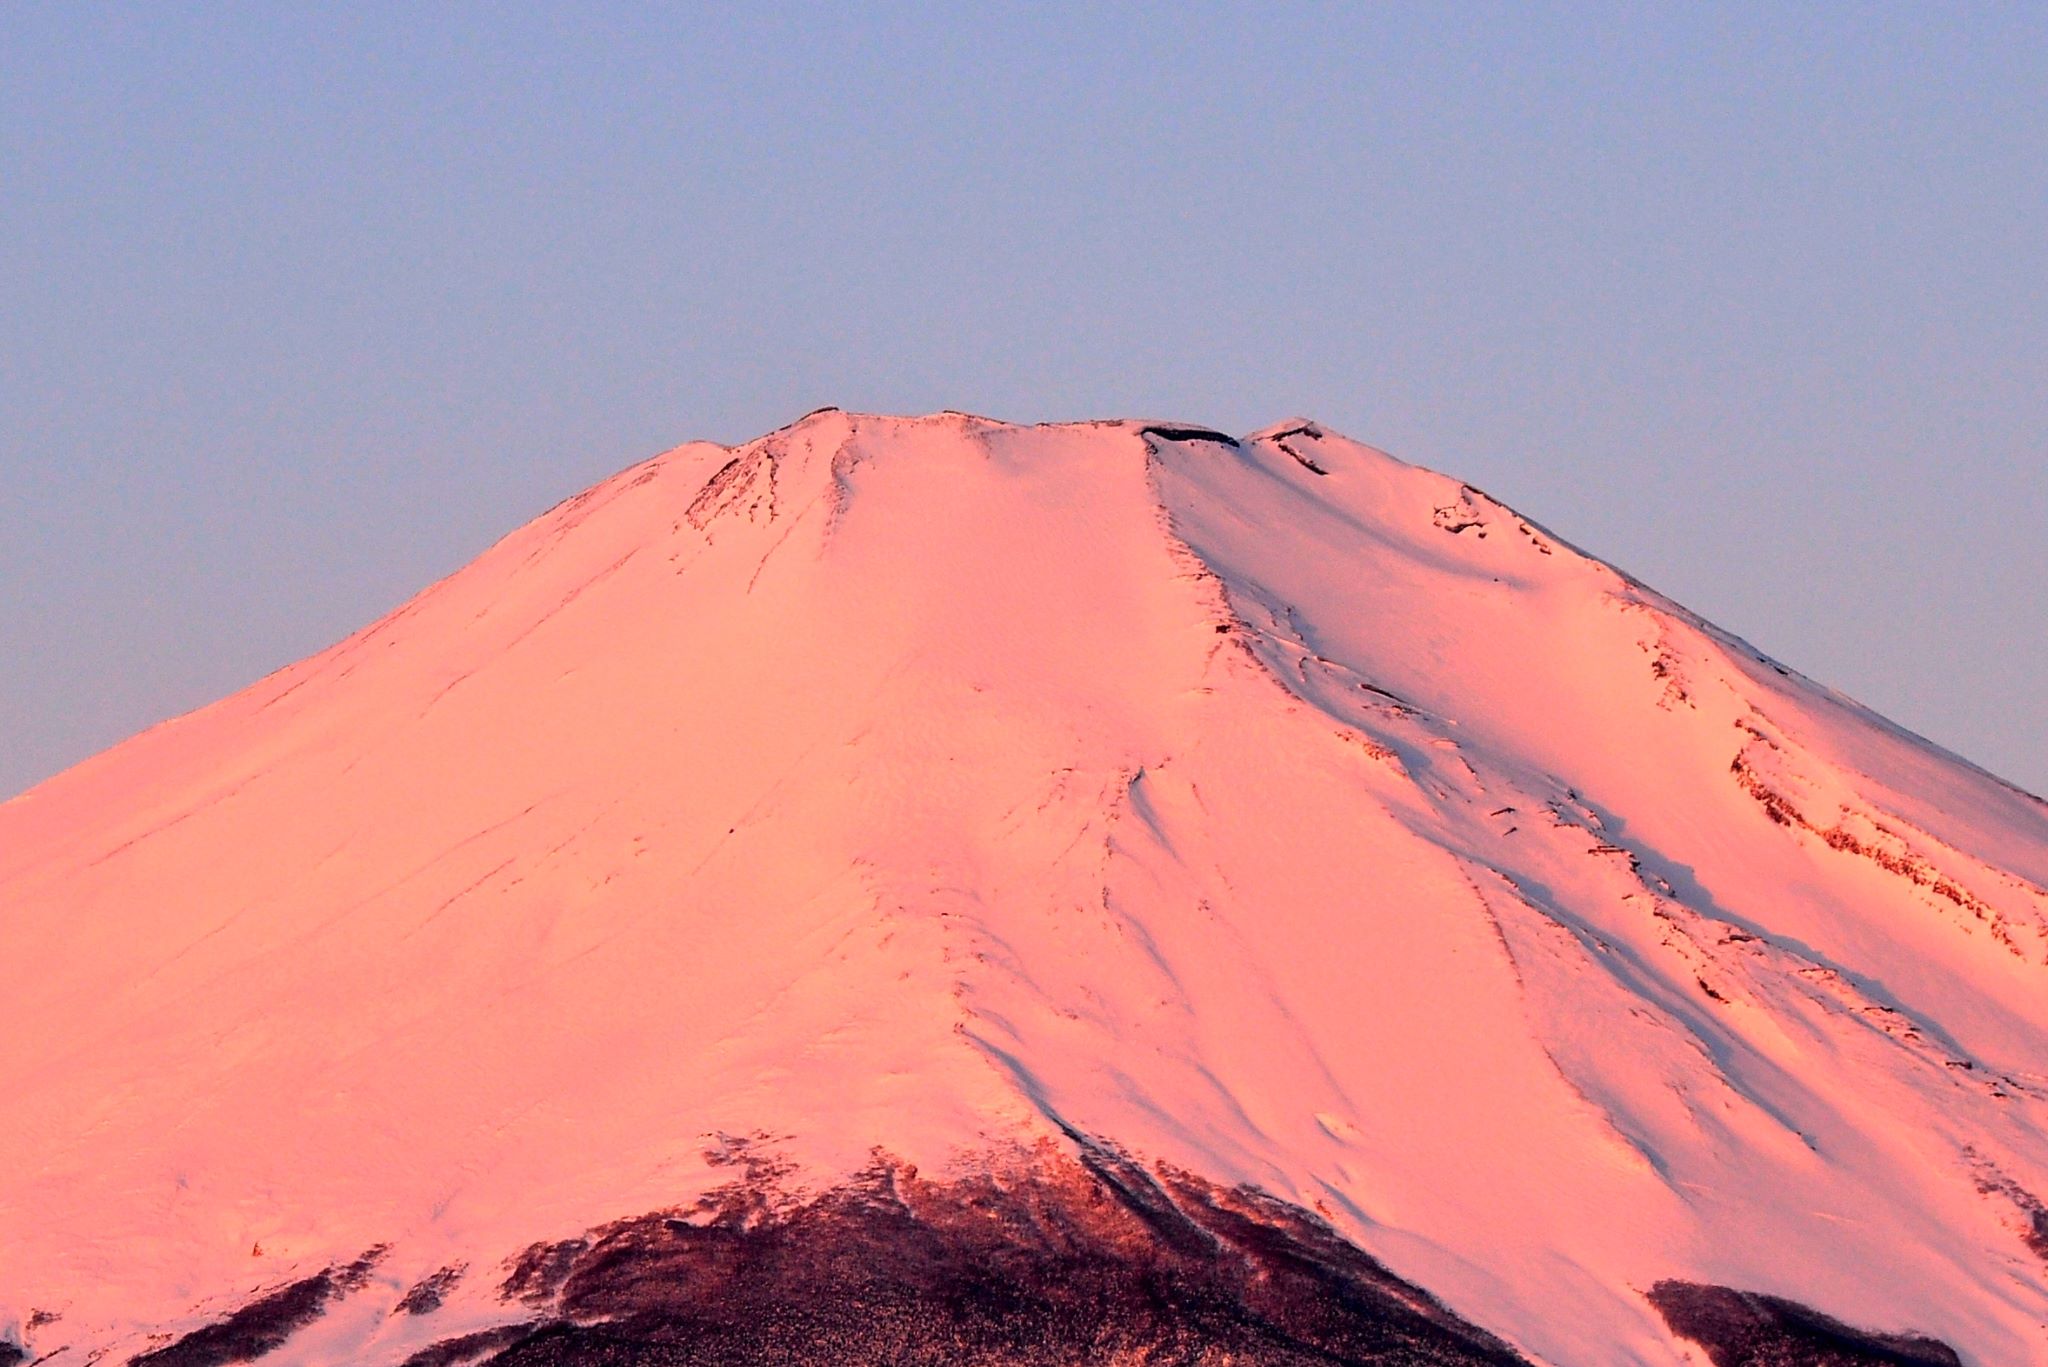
(4, 411), (2045, 1365)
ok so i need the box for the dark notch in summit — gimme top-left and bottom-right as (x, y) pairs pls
(1138, 423), (1240, 448)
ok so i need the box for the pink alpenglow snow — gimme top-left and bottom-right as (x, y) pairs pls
(3, 411), (2044, 1366)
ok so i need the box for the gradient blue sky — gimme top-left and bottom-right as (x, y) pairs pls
(4, 5), (2043, 798)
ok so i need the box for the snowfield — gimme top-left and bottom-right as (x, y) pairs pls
(3, 411), (2045, 1365)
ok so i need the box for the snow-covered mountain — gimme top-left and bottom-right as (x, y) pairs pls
(4, 411), (2045, 1367)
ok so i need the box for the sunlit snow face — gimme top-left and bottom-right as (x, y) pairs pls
(2, 413), (2042, 1367)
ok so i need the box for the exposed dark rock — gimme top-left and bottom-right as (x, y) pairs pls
(127, 1274), (335, 1367)
(1970, 1169), (2048, 1266)
(1276, 437), (1329, 474)
(336, 1245), (389, 1292)
(501, 1239), (592, 1307)
(1646, 1280), (1962, 1366)
(398, 1323), (542, 1367)
(1264, 422), (1324, 444)
(0, 1340), (24, 1367)
(1140, 424), (1240, 448)
(128, 1248), (386, 1367)
(1729, 747), (2013, 945)
(476, 1142), (1529, 1365)
(683, 450), (775, 531)
(396, 1263), (469, 1315)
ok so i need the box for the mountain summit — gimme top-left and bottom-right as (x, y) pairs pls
(5, 412), (2045, 1366)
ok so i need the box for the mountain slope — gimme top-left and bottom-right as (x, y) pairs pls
(3, 411), (2045, 1366)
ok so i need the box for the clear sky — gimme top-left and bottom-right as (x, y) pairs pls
(3, 5), (2043, 799)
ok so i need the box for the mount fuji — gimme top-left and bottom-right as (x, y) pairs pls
(4, 411), (2045, 1366)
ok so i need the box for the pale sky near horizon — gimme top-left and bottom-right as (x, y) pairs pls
(3, 6), (2044, 798)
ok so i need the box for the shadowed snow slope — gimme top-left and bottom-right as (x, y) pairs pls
(3, 411), (2046, 1366)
